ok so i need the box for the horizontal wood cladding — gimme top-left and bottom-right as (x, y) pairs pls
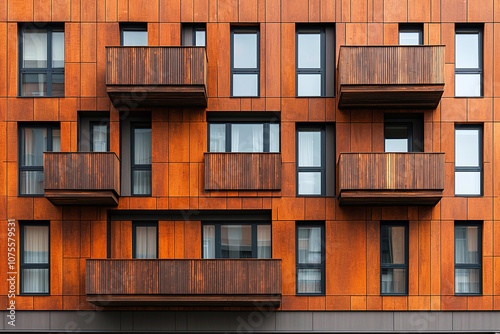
(204, 153), (282, 191)
(44, 152), (120, 206)
(86, 259), (282, 306)
(106, 46), (207, 107)
(339, 153), (445, 206)
(338, 46), (445, 109)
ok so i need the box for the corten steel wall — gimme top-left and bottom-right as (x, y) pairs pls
(0, 0), (500, 314)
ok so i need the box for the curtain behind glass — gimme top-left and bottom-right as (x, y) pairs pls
(257, 225), (271, 258)
(23, 225), (49, 294)
(133, 127), (152, 195)
(23, 128), (47, 167)
(23, 30), (48, 68)
(135, 226), (157, 259)
(92, 125), (108, 152)
(231, 124), (263, 152)
(298, 131), (321, 167)
(209, 124), (226, 152)
(203, 225), (215, 259)
(298, 227), (321, 264)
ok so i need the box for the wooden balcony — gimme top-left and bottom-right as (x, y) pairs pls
(338, 46), (445, 109)
(204, 153), (281, 191)
(106, 46), (207, 108)
(86, 259), (282, 306)
(339, 153), (445, 206)
(44, 152), (120, 206)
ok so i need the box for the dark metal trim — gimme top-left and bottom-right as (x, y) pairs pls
(295, 25), (326, 97)
(454, 124), (483, 197)
(295, 222), (325, 295)
(380, 221), (409, 296)
(130, 122), (152, 196)
(296, 124), (326, 197)
(454, 24), (483, 97)
(454, 220), (483, 295)
(398, 23), (424, 45)
(230, 26), (260, 97)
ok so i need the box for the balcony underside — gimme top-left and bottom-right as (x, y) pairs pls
(44, 190), (119, 206)
(338, 84), (444, 109)
(339, 190), (443, 206)
(107, 85), (207, 108)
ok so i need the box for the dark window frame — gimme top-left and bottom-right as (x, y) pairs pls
(132, 221), (159, 259)
(230, 26), (260, 97)
(89, 121), (110, 152)
(18, 123), (60, 197)
(455, 25), (483, 97)
(454, 124), (483, 197)
(120, 23), (148, 46)
(130, 122), (152, 196)
(201, 222), (272, 259)
(398, 23), (424, 45)
(181, 23), (207, 46)
(296, 26), (326, 97)
(18, 23), (65, 97)
(384, 122), (413, 153)
(19, 221), (50, 296)
(454, 220), (482, 295)
(380, 221), (409, 296)
(296, 125), (326, 197)
(295, 222), (325, 296)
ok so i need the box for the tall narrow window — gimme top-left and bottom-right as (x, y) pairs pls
(182, 24), (206, 47)
(231, 27), (259, 97)
(455, 125), (482, 196)
(296, 27), (325, 96)
(455, 222), (482, 294)
(20, 222), (50, 295)
(19, 24), (64, 97)
(296, 223), (324, 295)
(380, 222), (408, 295)
(121, 24), (148, 46)
(208, 122), (279, 153)
(455, 25), (482, 97)
(399, 24), (423, 45)
(131, 124), (152, 195)
(133, 222), (158, 259)
(296, 126), (325, 196)
(90, 122), (109, 152)
(19, 125), (61, 195)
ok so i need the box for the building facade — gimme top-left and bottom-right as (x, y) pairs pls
(1, 0), (500, 332)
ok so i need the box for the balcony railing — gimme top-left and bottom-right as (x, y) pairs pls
(86, 259), (282, 306)
(106, 46), (207, 107)
(204, 153), (281, 191)
(338, 153), (445, 205)
(44, 152), (120, 206)
(338, 46), (445, 109)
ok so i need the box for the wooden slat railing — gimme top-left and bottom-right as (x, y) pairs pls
(204, 153), (281, 191)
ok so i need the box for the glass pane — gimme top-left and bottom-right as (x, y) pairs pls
(51, 73), (65, 97)
(203, 225), (215, 259)
(232, 74), (259, 97)
(257, 225), (271, 259)
(456, 33), (479, 69)
(209, 124), (226, 152)
(22, 73), (47, 97)
(381, 226), (406, 265)
(385, 139), (408, 152)
(297, 74), (322, 97)
(298, 172), (322, 195)
(399, 31), (421, 45)
(23, 30), (47, 68)
(455, 129), (479, 167)
(381, 268), (407, 294)
(21, 171), (44, 195)
(22, 127), (47, 166)
(135, 226), (157, 259)
(24, 225), (49, 263)
(92, 125), (108, 152)
(231, 124), (263, 152)
(122, 30), (148, 46)
(298, 227), (322, 264)
(298, 131), (321, 167)
(455, 225), (479, 264)
(233, 33), (257, 68)
(134, 127), (152, 164)
(269, 124), (280, 153)
(455, 172), (481, 196)
(132, 170), (151, 195)
(455, 73), (481, 97)
(22, 268), (49, 294)
(52, 31), (65, 68)
(455, 268), (480, 294)
(195, 30), (206, 47)
(221, 225), (252, 258)
(297, 268), (322, 294)
(385, 124), (409, 152)
(52, 129), (61, 152)
(298, 33), (321, 68)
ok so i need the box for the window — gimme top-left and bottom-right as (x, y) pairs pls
(19, 124), (61, 196)
(121, 24), (148, 46)
(208, 122), (279, 152)
(399, 24), (423, 45)
(202, 223), (271, 259)
(90, 122), (109, 152)
(455, 25), (482, 97)
(19, 24), (64, 97)
(380, 222), (408, 295)
(131, 123), (152, 196)
(296, 223), (324, 295)
(455, 125), (482, 196)
(78, 113), (109, 152)
(296, 126), (325, 196)
(182, 24), (206, 46)
(231, 27), (259, 97)
(132, 222), (158, 259)
(20, 222), (50, 295)
(384, 114), (424, 153)
(455, 221), (482, 294)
